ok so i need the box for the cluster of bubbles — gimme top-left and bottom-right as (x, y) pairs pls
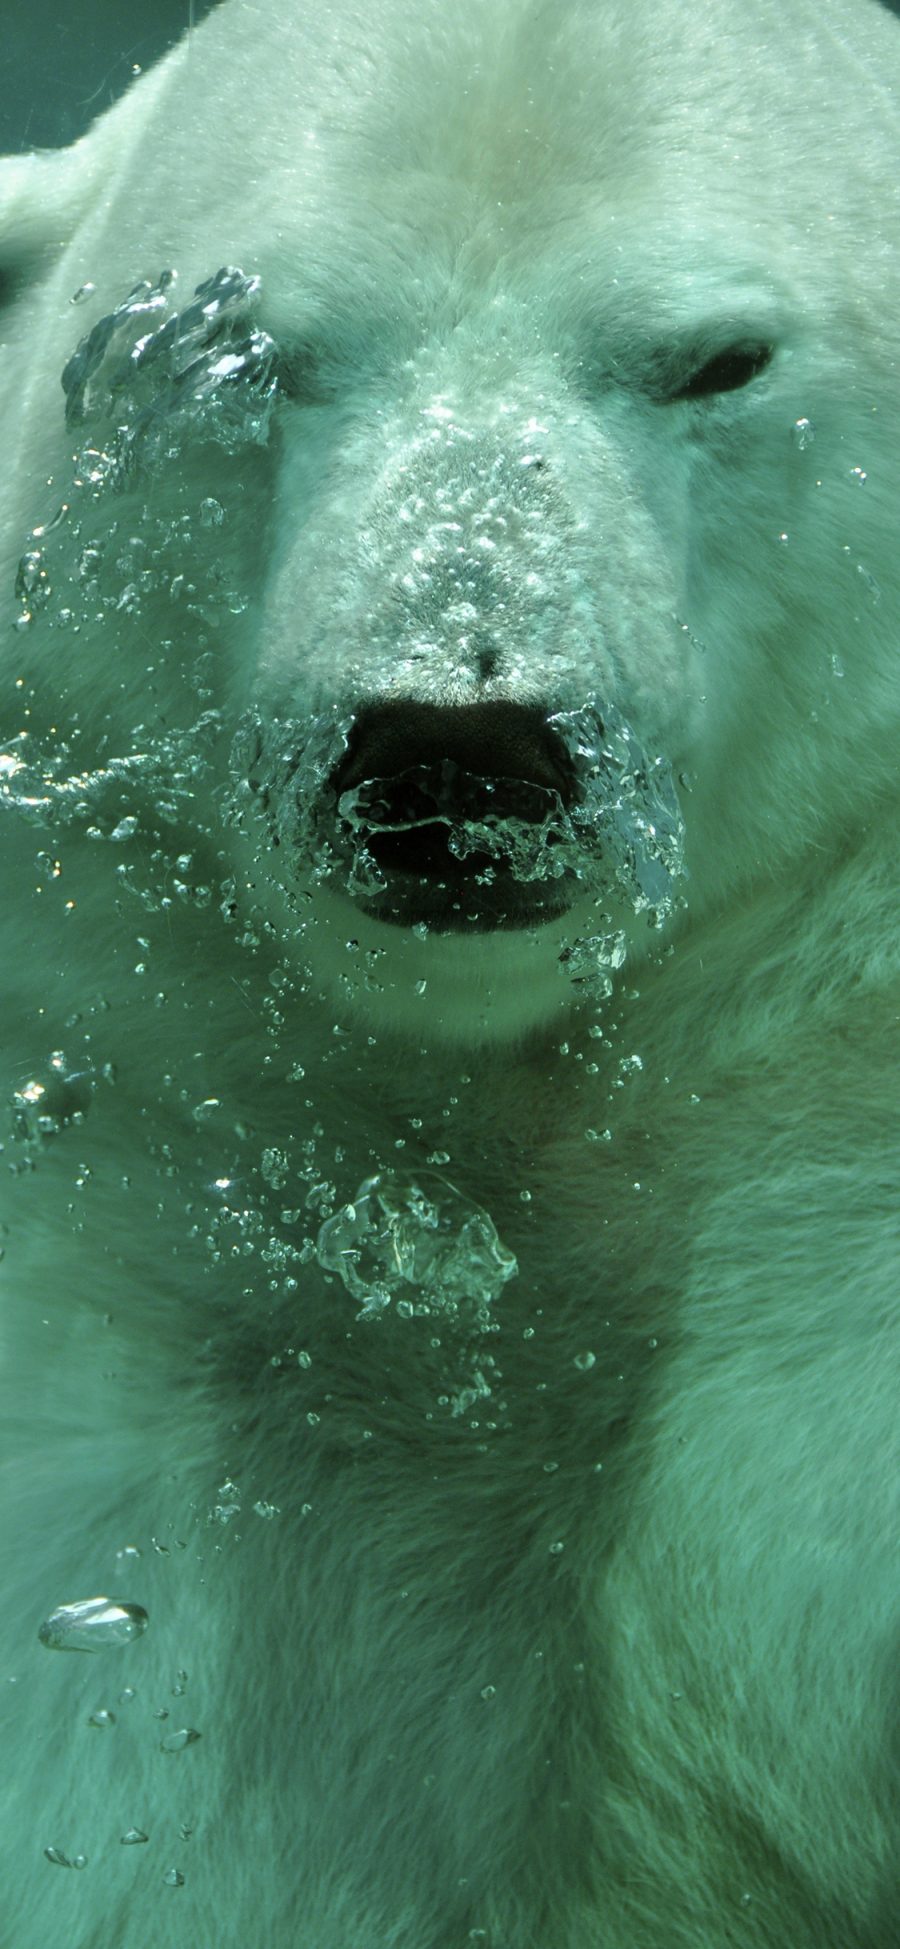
(60, 264), (277, 473)
(6, 266), (279, 916)
(16, 264), (276, 629)
(0, 716), (222, 843)
(315, 1168), (518, 1328)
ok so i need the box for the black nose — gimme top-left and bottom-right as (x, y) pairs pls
(332, 700), (574, 801)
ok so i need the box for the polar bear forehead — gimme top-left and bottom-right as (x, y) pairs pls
(176, 0), (899, 160)
(79, 0), (899, 326)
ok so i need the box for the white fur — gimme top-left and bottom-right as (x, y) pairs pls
(0, 2), (898, 1943)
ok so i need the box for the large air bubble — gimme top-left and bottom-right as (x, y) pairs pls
(315, 1169), (518, 1327)
(38, 1595), (149, 1653)
(60, 264), (277, 473)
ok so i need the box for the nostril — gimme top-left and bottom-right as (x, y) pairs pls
(331, 700), (576, 803)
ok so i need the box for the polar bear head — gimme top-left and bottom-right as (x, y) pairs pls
(2, 0), (900, 1041)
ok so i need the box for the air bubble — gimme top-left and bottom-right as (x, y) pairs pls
(856, 562), (881, 603)
(38, 1596), (148, 1653)
(159, 1727), (201, 1754)
(316, 1169), (517, 1326)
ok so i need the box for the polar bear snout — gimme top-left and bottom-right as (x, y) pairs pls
(328, 699), (580, 931)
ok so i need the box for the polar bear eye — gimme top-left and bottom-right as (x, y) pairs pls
(673, 344), (774, 402)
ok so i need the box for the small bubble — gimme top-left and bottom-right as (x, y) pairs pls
(159, 1728), (201, 1754)
(163, 1867), (186, 1888)
(192, 1097), (222, 1123)
(211, 1480), (241, 1526)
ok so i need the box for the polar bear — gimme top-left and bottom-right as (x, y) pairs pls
(0, 0), (898, 1944)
